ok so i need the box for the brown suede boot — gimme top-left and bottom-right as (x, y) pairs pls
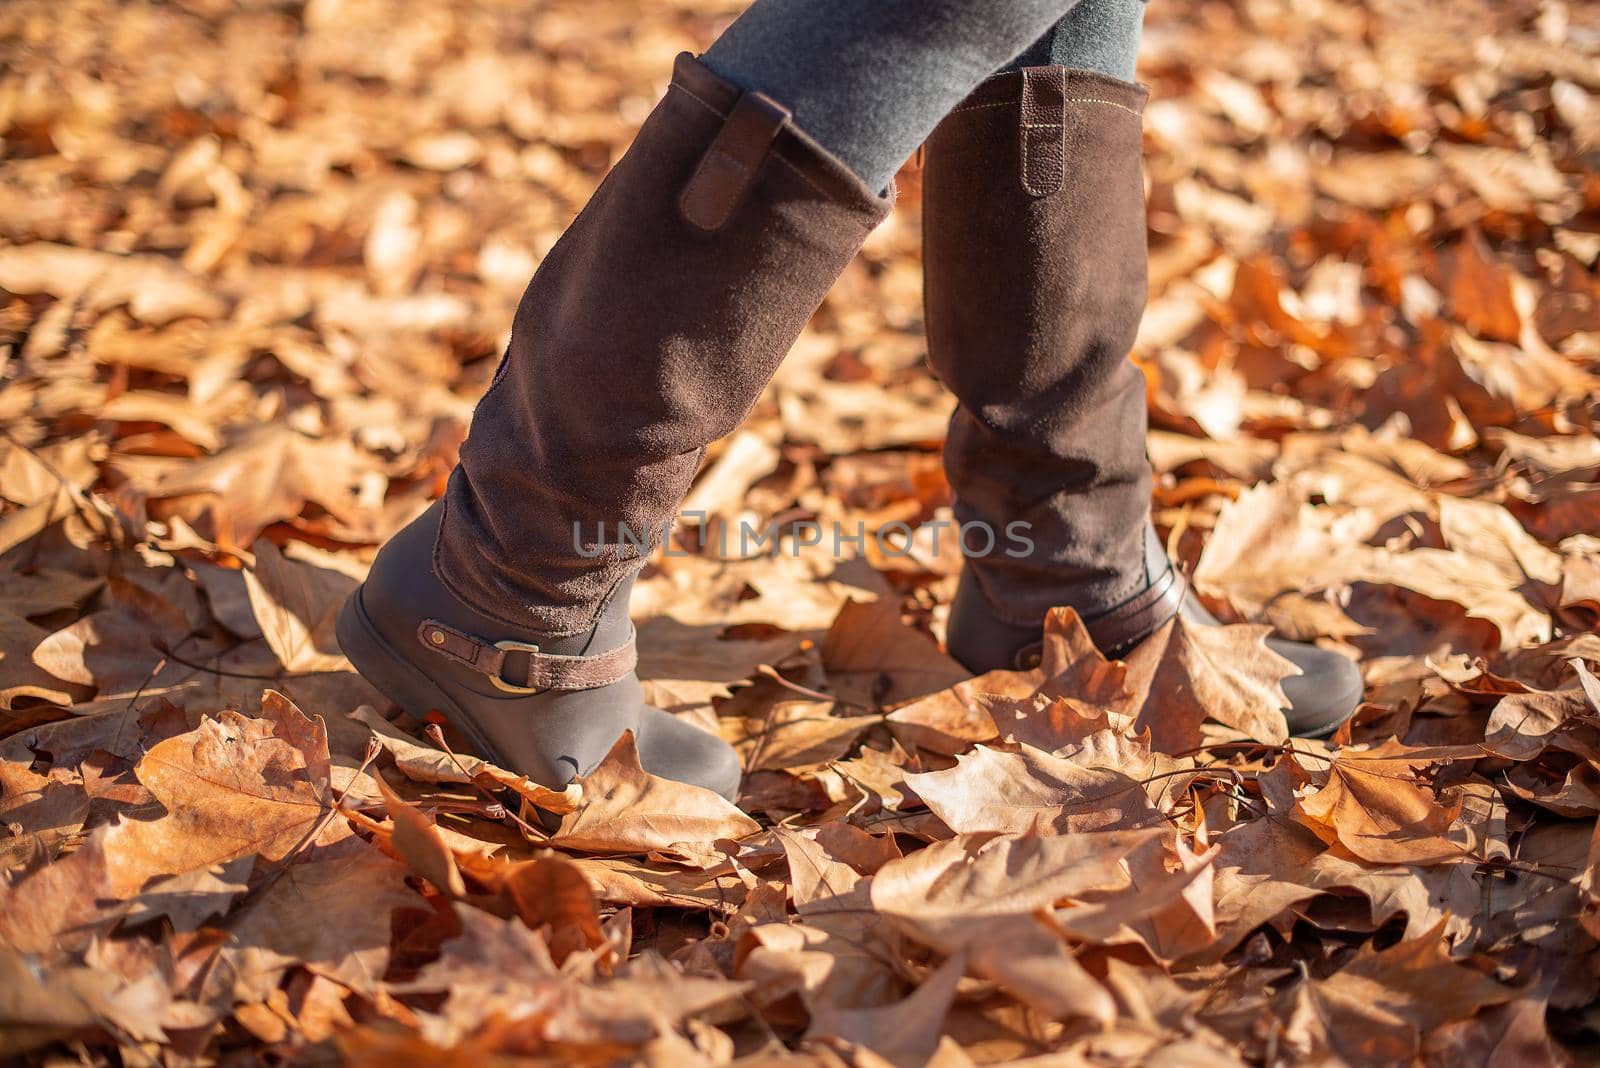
(338, 502), (743, 797)
(339, 54), (891, 797)
(923, 67), (1360, 738)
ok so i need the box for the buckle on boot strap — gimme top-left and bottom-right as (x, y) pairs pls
(486, 639), (544, 693)
(417, 621), (638, 693)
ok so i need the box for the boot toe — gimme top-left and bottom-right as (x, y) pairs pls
(637, 706), (743, 802)
(1270, 638), (1362, 739)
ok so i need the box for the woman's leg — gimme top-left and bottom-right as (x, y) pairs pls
(701, 0), (1092, 194)
(343, 1), (1139, 794)
(1007, 0), (1147, 79)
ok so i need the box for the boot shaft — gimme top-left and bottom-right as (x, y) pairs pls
(923, 66), (1154, 626)
(924, 67), (1149, 404)
(444, 54), (892, 636)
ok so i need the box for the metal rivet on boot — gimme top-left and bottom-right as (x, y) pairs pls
(429, 629), (446, 645)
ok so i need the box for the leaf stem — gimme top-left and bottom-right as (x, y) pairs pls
(424, 722), (546, 838)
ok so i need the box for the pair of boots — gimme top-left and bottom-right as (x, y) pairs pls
(337, 55), (1360, 802)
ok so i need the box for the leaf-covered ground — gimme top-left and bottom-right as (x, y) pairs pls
(3, 0), (1600, 1063)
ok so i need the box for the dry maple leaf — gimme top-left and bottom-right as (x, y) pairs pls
(1207, 762), (1486, 958)
(906, 741), (1169, 836)
(117, 857), (252, 933)
(104, 691), (337, 895)
(1037, 606), (1135, 705)
(804, 951), (966, 1068)
(144, 424), (377, 550)
(1423, 995), (1570, 1067)
(1120, 614), (1297, 750)
(566, 854), (749, 912)
(0, 697), (195, 778)
(243, 538), (355, 674)
(1023, 605), (1298, 751)
(1280, 921), (1512, 1066)
(1438, 496), (1563, 589)
(351, 705), (580, 814)
(371, 774), (469, 898)
(883, 674), (1024, 756)
(729, 693), (879, 773)
(736, 911), (903, 1028)
(31, 574), (202, 694)
(821, 597), (971, 709)
(1194, 478), (1563, 650)
(1191, 481), (1382, 617)
(395, 908), (747, 1053)
(1449, 325), (1600, 422)
(0, 946), (170, 1056)
(778, 822), (901, 916)
(390, 906), (560, 1044)
(871, 830), (1166, 1024)
(549, 731), (759, 855)
(1371, 547), (1554, 650)
(1053, 833), (1219, 963)
(1482, 685), (1597, 761)
(0, 768), (90, 872)
(500, 853), (609, 966)
(1294, 739), (1476, 865)
(0, 824), (119, 956)
(988, 692), (1114, 754)
(0, 610), (78, 709)
(213, 839), (421, 1003)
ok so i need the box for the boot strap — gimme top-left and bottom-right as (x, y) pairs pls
(1019, 66), (1067, 197)
(1007, 566), (1187, 671)
(679, 89), (791, 231)
(417, 620), (638, 693)
(1083, 564), (1188, 660)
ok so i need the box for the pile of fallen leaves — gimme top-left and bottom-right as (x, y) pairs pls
(3, 0), (1600, 1063)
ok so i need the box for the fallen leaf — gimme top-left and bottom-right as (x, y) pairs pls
(1281, 921), (1512, 1065)
(806, 952), (967, 1068)
(1296, 741), (1472, 865)
(350, 705), (580, 814)
(550, 732), (758, 855)
(119, 856), (252, 932)
(1121, 614), (1297, 750)
(104, 693), (338, 895)
(821, 598), (970, 709)
(243, 538), (354, 674)
(502, 853), (607, 965)
(906, 742), (1168, 836)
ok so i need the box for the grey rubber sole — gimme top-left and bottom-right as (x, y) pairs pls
(336, 589), (507, 770)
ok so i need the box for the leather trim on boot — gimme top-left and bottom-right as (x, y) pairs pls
(1020, 66), (1068, 197)
(1076, 523), (1187, 657)
(417, 619), (639, 692)
(1081, 565), (1186, 659)
(679, 90), (791, 230)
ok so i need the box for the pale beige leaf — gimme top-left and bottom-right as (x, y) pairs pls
(551, 732), (758, 855)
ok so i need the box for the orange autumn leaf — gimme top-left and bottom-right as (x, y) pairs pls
(1294, 740), (1478, 865)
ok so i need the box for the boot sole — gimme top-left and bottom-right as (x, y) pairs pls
(335, 589), (509, 770)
